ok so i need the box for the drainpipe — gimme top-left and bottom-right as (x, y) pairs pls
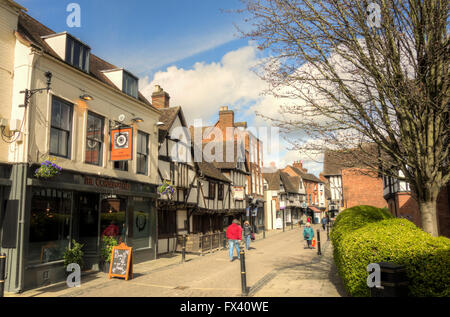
(10, 45), (41, 293)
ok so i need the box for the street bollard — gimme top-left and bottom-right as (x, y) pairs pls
(240, 249), (248, 296)
(223, 232), (227, 249)
(181, 234), (186, 263)
(0, 253), (6, 297)
(317, 230), (322, 256)
(327, 224), (330, 241)
(263, 227), (266, 239)
(291, 220), (293, 230)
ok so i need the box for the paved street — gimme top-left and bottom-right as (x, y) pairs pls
(7, 225), (346, 297)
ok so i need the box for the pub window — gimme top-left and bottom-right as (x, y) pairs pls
(50, 96), (73, 158)
(218, 184), (224, 201)
(137, 131), (149, 175)
(85, 112), (104, 166)
(28, 188), (72, 265)
(114, 161), (128, 171)
(208, 182), (215, 200)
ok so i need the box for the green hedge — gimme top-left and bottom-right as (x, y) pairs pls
(331, 206), (450, 297)
(330, 205), (393, 245)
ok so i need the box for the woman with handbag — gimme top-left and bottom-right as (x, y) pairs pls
(243, 221), (254, 251)
(303, 223), (315, 249)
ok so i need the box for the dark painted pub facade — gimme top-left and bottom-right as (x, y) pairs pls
(0, 163), (158, 293)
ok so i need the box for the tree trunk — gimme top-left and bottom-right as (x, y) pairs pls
(418, 199), (439, 237)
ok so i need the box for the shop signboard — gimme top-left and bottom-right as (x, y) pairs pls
(275, 217), (283, 229)
(232, 186), (244, 200)
(111, 127), (133, 161)
(109, 243), (133, 280)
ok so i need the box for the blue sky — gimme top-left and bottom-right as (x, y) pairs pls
(16, 0), (324, 175)
(17, 0), (248, 76)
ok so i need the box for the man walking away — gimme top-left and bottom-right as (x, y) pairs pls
(226, 219), (242, 261)
(303, 223), (315, 249)
(321, 215), (328, 230)
(243, 221), (253, 251)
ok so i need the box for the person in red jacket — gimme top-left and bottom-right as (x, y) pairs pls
(226, 219), (242, 262)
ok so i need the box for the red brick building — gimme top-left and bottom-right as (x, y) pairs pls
(322, 149), (387, 213)
(283, 161), (324, 208)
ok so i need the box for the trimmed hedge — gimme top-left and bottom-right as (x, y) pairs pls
(331, 206), (450, 297)
(330, 205), (393, 245)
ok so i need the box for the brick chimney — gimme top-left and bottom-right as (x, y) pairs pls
(152, 85), (170, 109)
(218, 106), (234, 128)
(293, 160), (307, 173)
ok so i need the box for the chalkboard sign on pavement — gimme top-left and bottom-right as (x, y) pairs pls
(108, 243), (133, 280)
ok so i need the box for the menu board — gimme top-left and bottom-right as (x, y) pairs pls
(108, 243), (133, 280)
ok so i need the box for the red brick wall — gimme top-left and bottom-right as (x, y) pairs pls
(396, 192), (421, 228)
(437, 184), (450, 238)
(342, 168), (387, 209)
(386, 185), (450, 238)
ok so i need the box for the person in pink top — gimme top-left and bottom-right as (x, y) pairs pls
(226, 219), (242, 262)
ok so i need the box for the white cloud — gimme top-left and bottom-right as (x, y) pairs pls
(140, 43), (268, 124)
(139, 43), (324, 176)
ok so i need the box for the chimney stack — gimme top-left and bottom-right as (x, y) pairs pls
(293, 160), (307, 173)
(152, 85), (170, 109)
(218, 106), (234, 128)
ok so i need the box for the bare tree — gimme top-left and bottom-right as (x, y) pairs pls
(237, 0), (449, 236)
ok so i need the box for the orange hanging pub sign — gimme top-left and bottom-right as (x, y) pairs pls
(110, 127), (133, 161)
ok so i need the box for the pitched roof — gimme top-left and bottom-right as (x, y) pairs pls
(287, 166), (322, 183)
(263, 171), (281, 191)
(197, 162), (231, 183)
(16, 12), (155, 109)
(280, 172), (298, 193)
(158, 107), (183, 143)
(322, 144), (383, 176)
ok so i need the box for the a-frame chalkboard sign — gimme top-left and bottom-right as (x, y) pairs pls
(108, 243), (133, 280)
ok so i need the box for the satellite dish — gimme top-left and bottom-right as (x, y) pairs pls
(118, 114), (126, 122)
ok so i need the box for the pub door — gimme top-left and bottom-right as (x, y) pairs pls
(72, 193), (100, 256)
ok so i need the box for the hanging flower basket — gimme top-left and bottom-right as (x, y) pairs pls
(35, 158), (62, 179)
(158, 180), (175, 200)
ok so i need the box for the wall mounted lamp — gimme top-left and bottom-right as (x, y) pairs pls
(80, 94), (94, 101)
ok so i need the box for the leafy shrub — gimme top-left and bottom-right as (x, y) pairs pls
(101, 236), (119, 263)
(330, 205), (393, 246)
(331, 208), (450, 297)
(63, 240), (84, 269)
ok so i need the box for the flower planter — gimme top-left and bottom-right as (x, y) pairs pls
(35, 159), (62, 179)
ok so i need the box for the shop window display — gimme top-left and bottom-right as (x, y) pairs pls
(130, 197), (152, 249)
(29, 189), (72, 265)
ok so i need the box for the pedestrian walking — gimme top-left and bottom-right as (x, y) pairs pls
(226, 219), (242, 261)
(321, 215), (328, 230)
(303, 223), (315, 249)
(243, 221), (254, 251)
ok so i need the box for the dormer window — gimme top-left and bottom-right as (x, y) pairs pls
(101, 69), (139, 99)
(42, 32), (90, 73)
(65, 35), (90, 72)
(123, 71), (138, 98)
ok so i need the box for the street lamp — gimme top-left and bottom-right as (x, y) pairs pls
(19, 71), (52, 108)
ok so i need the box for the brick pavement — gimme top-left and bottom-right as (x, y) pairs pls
(5, 225), (347, 297)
